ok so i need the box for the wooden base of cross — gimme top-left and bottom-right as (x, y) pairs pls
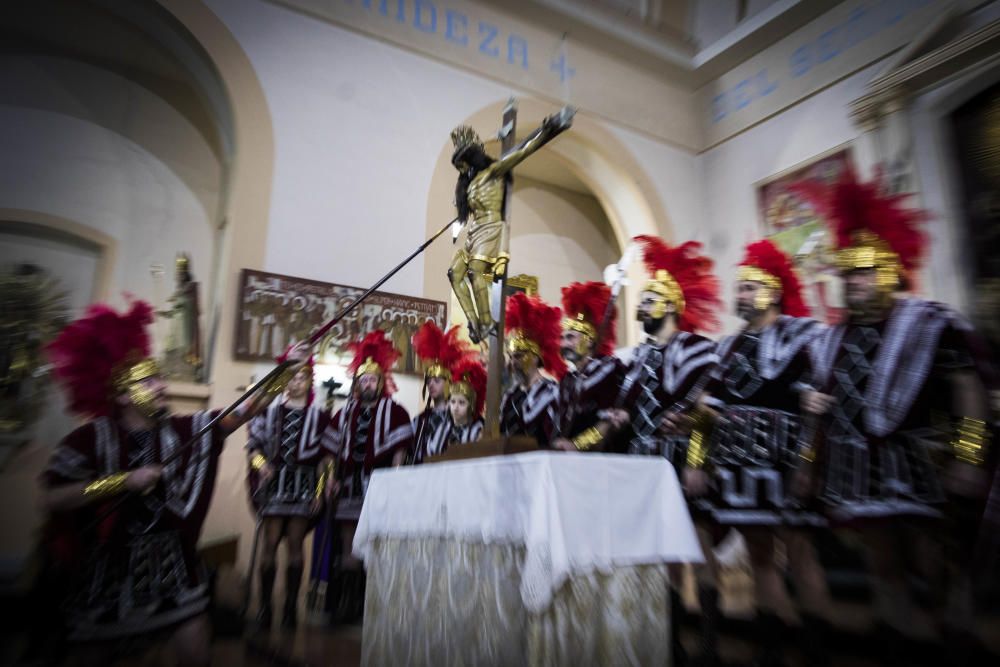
(482, 98), (518, 438)
(425, 435), (536, 463)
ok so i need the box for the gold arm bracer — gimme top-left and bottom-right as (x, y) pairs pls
(572, 426), (603, 451)
(685, 411), (713, 469)
(83, 472), (129, 500)
(250, 453), (267, 471)
(952, 417), (989, 466)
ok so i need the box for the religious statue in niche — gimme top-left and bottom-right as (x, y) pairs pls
(159, 253), (204, 382)
(448, 106), (574, 344)
(0, 264), (67, 436)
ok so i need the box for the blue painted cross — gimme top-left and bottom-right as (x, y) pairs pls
(550, 52), (575, 83)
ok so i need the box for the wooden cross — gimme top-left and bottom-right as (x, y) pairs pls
(482, 98), (518, 438)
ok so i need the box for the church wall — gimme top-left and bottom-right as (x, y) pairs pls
(202, 0), (706, 362)
(698, 63), (880, 333)
(0, 57), (219, 324)
(0, 55), (219, 575)
(697, 0), (997, 329)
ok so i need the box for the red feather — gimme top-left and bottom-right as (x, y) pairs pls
(411, 321), (476, 374)
(791, 167), (928, 270)
(505, 292), (568, 380)
(561, 281), (617, 357)
(634, 235), (723, 333)
(46, 299), (155, 417)
(739, 240), (810, 318)
(450, 357), (488, 417)
(347, 330), (401, 396)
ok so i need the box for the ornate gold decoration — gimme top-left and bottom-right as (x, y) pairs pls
(112, 358), (161, 393)
(506, 274), (539, 296)
(736, 266), (782, 291)
(83, 472), (129, 499)
(643, 269), (686, 317)
(685, 412), (713, 469)
(952, 416), (988, 466)
(315, 460), (334, 498)
(264, 364), (299, 397)
(355, 356), (382, 378)
(424, 363), (450, 380)
(250, 453), (267, 471)
(451, 378), (477, 405)
(834, 230), (902, 292)
(506, 330), (541, 358)
(572, 426), (602, 451)
(128, 382), (163, 419)
(562, 313), (597, 340)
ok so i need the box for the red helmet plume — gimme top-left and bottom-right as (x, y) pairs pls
(46, 299), (155, 417)
(504, 292), (567, 380)
(792, 166), (928, 273)
(450, 357), (487, 417)
(560, 281), (616, 357)
(634, 235), (723, 333)
(411, 321), (476, 380)
(347, 329), (401, 396)
(738, 240), (810, 318)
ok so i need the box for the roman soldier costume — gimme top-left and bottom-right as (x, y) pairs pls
(499, 292), (566, 447)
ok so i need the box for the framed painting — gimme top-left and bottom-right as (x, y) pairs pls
(233, 269), (447, 375)
(756, 145), (854, 324)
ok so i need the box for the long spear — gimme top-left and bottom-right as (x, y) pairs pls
(88, 217), (458, 528)
(593, 241), (637, 361)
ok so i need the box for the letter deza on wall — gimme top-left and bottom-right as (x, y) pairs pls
(266, 0), (700, 150)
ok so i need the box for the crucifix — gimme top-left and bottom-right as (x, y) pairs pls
(448, 100), (575, 436)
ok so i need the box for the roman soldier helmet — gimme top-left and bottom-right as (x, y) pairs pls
(737, 239), (810, 317)
(504, 292), (567, 379)
(634, 235), (723, 333)
(561, 281), (617, 357)
(411, 321), (476, 399)
(794, 167), (928, 293)
(347, 330), (401, 397)
(47, 299), (160, 417)
(449, 357), (488, 417)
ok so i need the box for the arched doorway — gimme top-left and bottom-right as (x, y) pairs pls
(422, 98), (672, 349)
(0, 0), (277, 580)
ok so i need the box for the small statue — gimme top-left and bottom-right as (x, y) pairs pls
(160, 253), (204, 382)
(448, 106), (574, 343)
